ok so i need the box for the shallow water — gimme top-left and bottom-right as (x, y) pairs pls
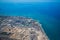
(0, 2), (60, 40)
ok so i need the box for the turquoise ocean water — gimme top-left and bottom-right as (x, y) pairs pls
(0, 2), (60, 40)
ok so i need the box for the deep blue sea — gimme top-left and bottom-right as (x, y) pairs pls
(0, 2), (60, 40)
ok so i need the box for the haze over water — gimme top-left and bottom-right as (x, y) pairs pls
(0, 0), (60, 40)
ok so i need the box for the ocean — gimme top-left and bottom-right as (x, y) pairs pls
(0, 2), (60, 40)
